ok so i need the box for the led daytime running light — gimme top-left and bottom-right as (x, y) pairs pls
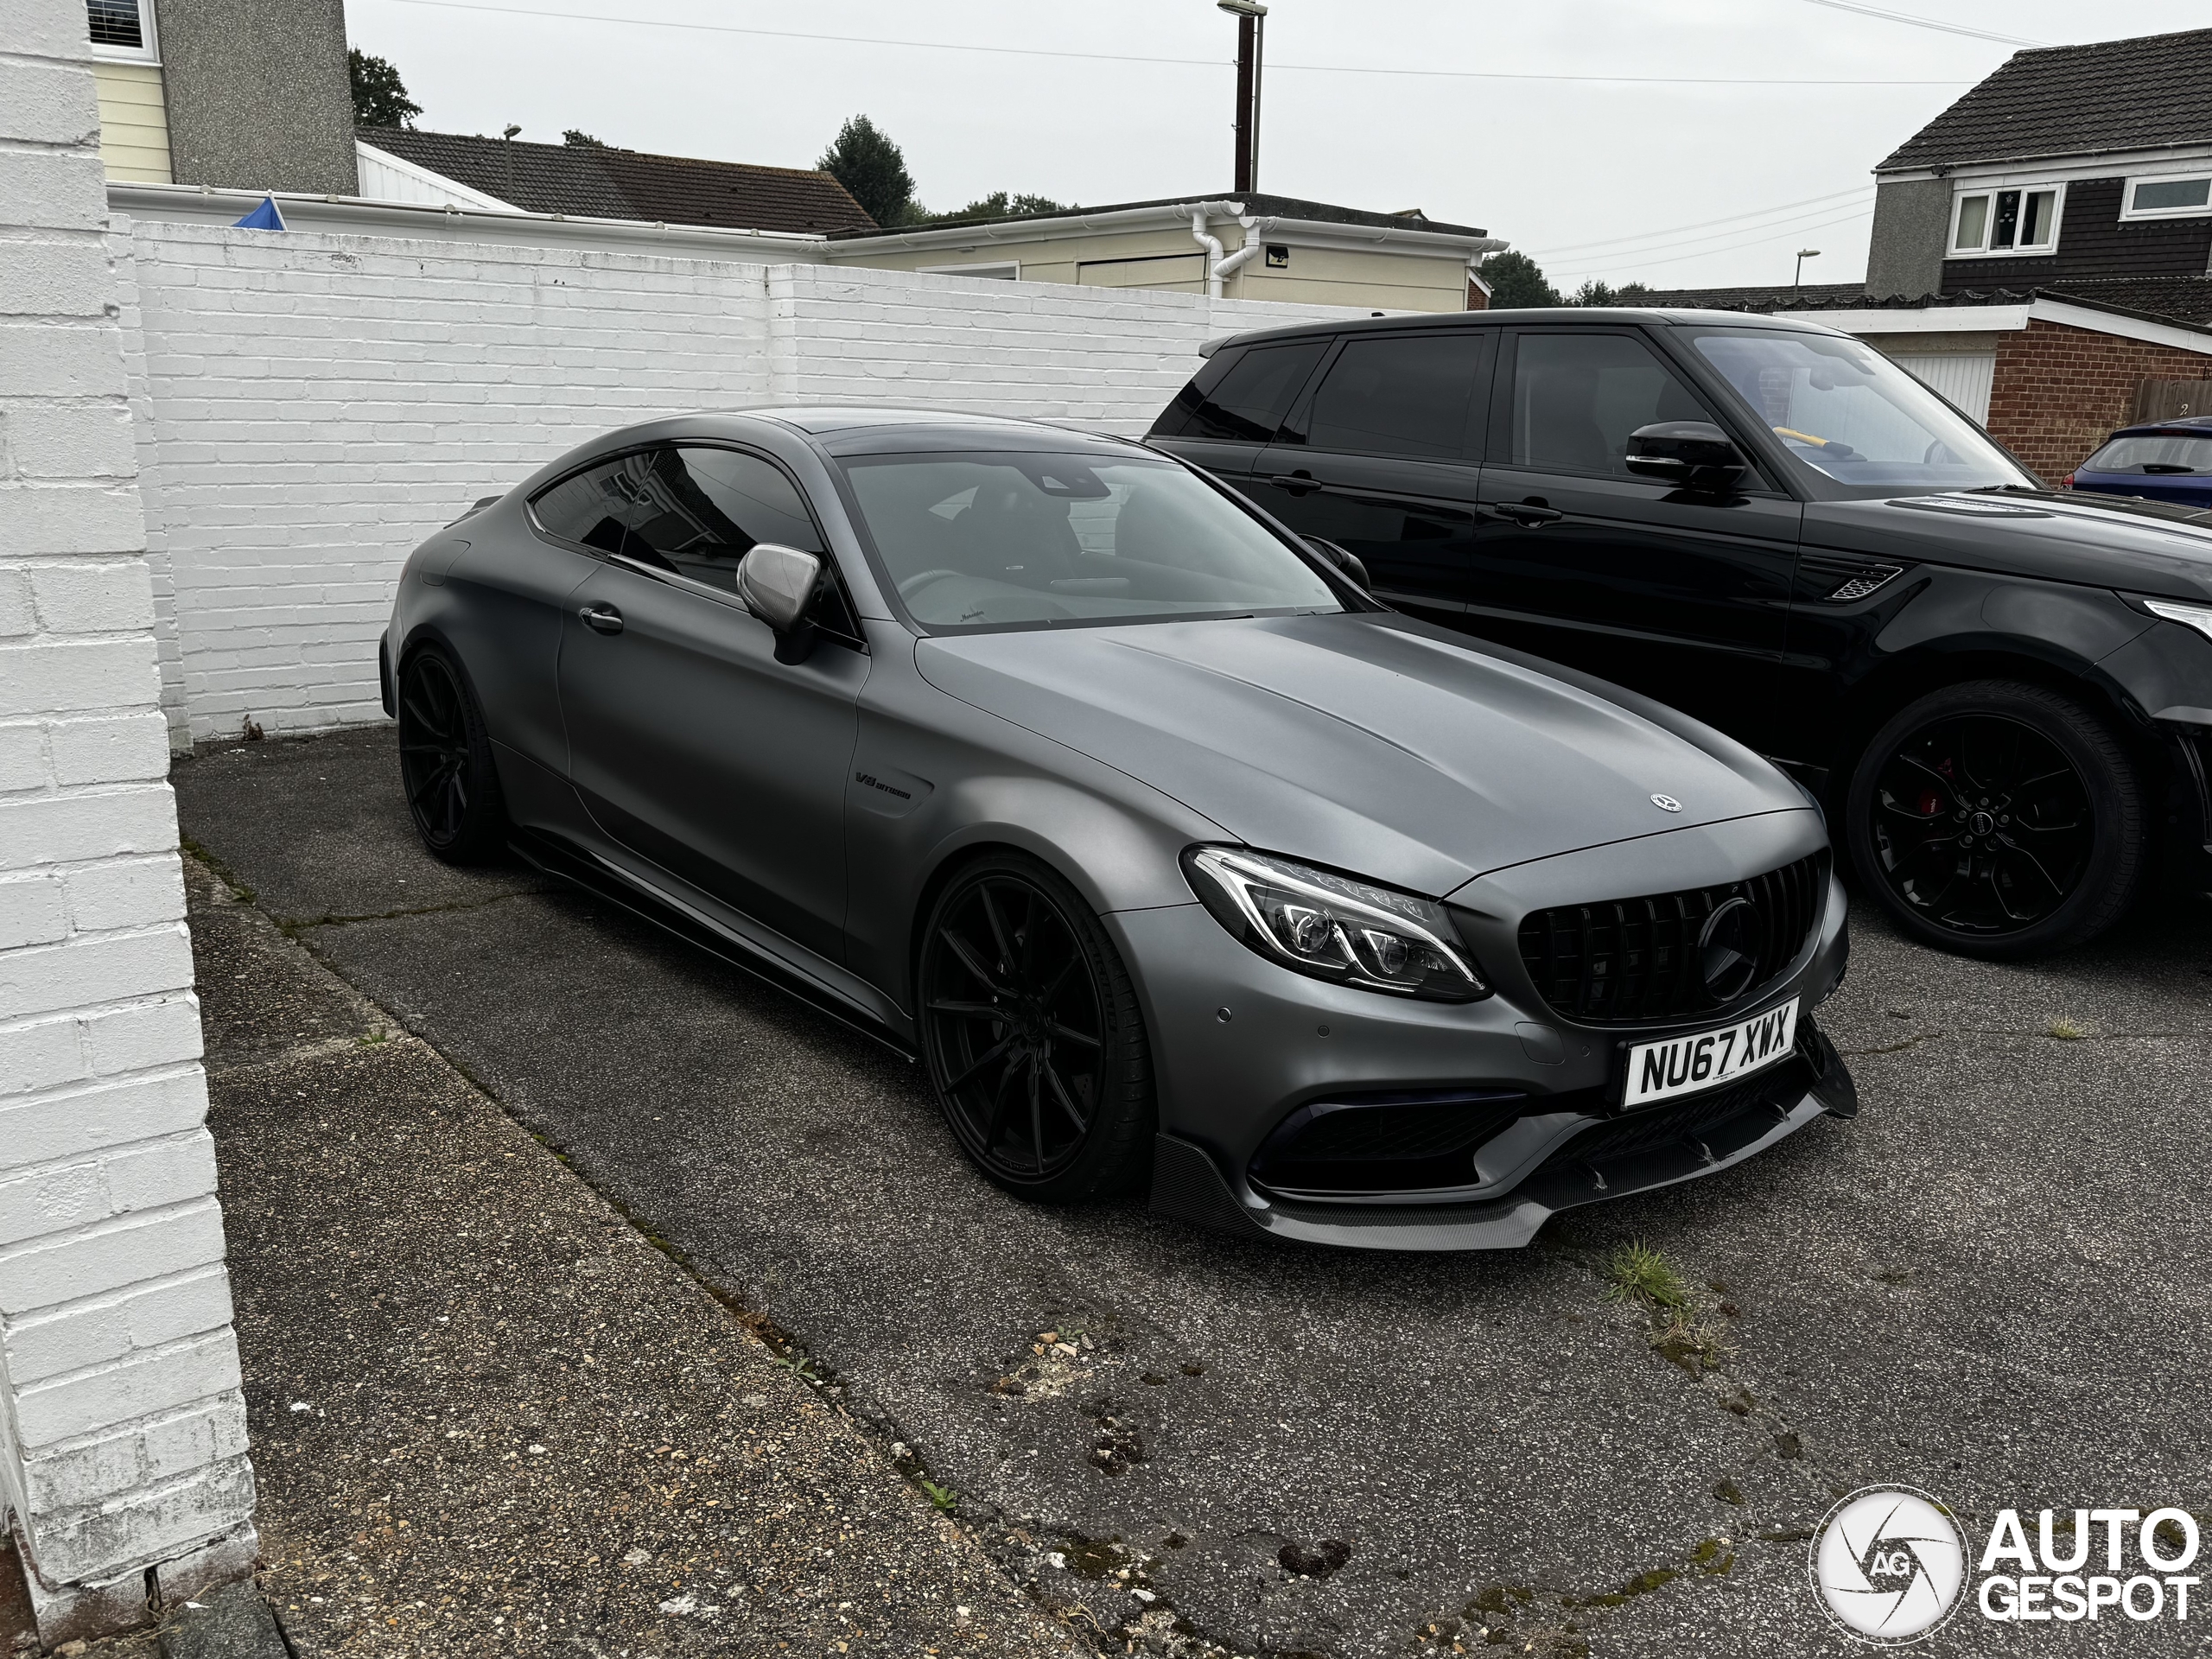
(2145, 597), (2212, 643)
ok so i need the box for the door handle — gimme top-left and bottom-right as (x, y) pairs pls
(577, 603), (625, 634)
(1491, 503), (1564, 527)
(1268, 472), (1320, 495)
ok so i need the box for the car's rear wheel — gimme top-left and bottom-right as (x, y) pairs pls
(1846, 680), (2144, 957)
(397, 645), (507, 864)
(917, 853), (1154, 1203)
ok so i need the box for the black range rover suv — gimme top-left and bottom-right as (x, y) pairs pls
(1148, 308), (2212, 957)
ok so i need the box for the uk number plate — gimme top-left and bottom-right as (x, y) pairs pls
(1622, 999), (1799, 1109)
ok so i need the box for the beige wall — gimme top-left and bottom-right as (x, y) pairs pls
(94, 60), (172, 183)
(835, 221), (1471, 312)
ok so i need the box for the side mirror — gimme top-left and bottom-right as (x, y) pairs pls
(1625, 422), (1747, 493)
(1303, 535), (1370, 591)
(735, 543), (823, 662)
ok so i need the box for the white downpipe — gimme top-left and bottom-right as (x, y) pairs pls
(1192, 208), (1266, 297)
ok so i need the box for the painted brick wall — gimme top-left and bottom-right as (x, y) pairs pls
(110, 222), (1366, 742)
(1986, 317), (2212, 481)
(0, 3), (256, 1643)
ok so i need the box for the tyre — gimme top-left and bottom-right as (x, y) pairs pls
(916, 852), (1154, 1203)
(1846, 679), (2144, 957)
(396, 645), (508, 864)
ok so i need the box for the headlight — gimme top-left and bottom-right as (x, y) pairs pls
(2145, 597), (2212, 643)
(1182, 846), (1489, 1002)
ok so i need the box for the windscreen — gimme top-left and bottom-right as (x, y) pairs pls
(839, 453), (1343, 630)
(1687, 327), (2032, 494)
(2082, 432), (2212, 474)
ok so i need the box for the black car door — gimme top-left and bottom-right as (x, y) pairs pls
(1147, 336), (1331, 494)
(550, 443), (868, 964)
(1467, 327), (1802, 749)
(1237, 328), (1492, 614)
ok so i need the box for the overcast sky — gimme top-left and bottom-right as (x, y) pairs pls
(346, 0), (2208, 293)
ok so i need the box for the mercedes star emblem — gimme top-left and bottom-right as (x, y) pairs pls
(1650, 793), (1682, 812)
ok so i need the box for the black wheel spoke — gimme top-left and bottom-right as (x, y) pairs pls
(944, 1036), (1014, 1095)
(978, 882), (1017, 974)
(1043, 1064), (1089, 1134)
(1027, 1065), (1046, 1173)
(940, 928), (1010, 995)
(927, 999), (1002, 1018)
(1046, 1019), (1100, 1047)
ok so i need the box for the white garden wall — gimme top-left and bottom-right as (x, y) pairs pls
(0, 4), (256, 1643)
(108, 219), (1370, 744)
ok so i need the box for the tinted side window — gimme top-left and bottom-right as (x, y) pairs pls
(532, 446), (825, 590)
(1302, 333), (1488, 460)
(1507, 333), (1718, 478)
(1156, 341), (1328, 442)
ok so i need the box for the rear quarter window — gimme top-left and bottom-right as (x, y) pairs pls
(1151, 340), (1329, 443)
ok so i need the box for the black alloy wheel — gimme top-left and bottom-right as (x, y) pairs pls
(397, 645), (507, 864)
(1847, 680), (2144, 957)
(918, 854), (1154, 1203)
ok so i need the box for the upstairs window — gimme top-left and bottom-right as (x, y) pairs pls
(2121, 175), (2212, 221)
(1950, 186), (2060, 257)
(87, 0), (156, 59)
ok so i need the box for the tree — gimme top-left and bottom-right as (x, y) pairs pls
(923, 191), (1076, 225)
(1477, 251), (1558, 308)
(1568, 279), (1651, 306)
(348, 49), (421, 130)
(563, 130), (602, 148)
(818, 115), (916, 228)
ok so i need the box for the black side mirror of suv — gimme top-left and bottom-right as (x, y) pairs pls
(1303, 535), (1370, 590)
(1625, 422), (1747, 493)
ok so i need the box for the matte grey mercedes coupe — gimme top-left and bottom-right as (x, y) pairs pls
(380, 407), (1857, 1250)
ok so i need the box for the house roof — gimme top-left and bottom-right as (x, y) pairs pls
(1636, 275), (2212, 332)
(1877, 28), (2212, 173)
(828, 191), (1487, 242)
(354, 128), (876, 235)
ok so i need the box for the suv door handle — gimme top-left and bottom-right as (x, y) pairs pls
(1268, 472), (1320, 495)
(1491, 503), (1564, 527)
(577, 603), (625, 634)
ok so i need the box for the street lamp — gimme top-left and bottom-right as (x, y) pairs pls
(1218, 0), (1267, 193)
(1794, 248), (1821, 289)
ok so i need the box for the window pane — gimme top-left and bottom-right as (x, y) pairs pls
(531, 447), (823, 593)
(1167, 341), (1327, 443)
(2019, 190), (2056, 248)
(2134, 177), (2212, 213)
(1991, 190), (2020, 250)
(1954, 195), (1988, 251)
(86, 0), (143, 48)
(1302, 333), (1485, 460)
(530, 457), (650, 556)
(841, 454), (1339, 630)
(1507, 332), (1714, 477)
(2082, 434), (2212, 474)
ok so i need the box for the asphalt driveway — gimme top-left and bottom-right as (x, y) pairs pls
(175, 727), (2212, 1658)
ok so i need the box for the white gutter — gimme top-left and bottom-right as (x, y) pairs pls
(1779, 299), (2212, 355)
(1191, 207), (1267, 297)
(105, 181), (834, 260)
(830, 199), (1249, 258)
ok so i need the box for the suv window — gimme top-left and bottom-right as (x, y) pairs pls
(1153, 340), (1328, 442)
(531, 445), (825, 588)
(1505, 332), (1718, 478)
(1300, 332), (1487, 460)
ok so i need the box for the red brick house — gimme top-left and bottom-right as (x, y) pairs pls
(1645, 27), (2212, 481)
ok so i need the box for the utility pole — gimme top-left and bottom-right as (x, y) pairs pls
(1218, 0), (1268, 194)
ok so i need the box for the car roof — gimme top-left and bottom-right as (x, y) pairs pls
(1198, 305), (1847, 358)
(2107, 415), (2212, 440)
(734, 406), (1145, 460)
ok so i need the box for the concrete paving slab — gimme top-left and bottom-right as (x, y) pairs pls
(180, 729), (2212, 1657)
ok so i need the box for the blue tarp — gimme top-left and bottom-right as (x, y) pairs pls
(232, 194), (286, 231)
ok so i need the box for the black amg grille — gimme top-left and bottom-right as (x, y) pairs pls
(1516, 851), (1828, 1026)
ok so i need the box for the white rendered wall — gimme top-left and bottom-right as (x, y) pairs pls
(0, 3), (255, 1643)
(108, 223), (1367, 742)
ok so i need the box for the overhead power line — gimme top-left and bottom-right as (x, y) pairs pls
(1791, 0), (2046, 48)
(1527, 185), (1875, 258)
(374, 0), (1980, 86)
(1547, 204), (1879, 280)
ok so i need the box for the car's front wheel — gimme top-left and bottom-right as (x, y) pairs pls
(1846, 679), (2144, 957)
(917, 853), (1154, 1203)
(397, 644), (508, 864)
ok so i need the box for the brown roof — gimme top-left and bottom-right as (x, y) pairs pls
(357, 128), (875, 235)
(1877, 28), (2212, 173)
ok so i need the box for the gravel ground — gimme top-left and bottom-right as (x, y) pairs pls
(174, 728), (2212, 1658)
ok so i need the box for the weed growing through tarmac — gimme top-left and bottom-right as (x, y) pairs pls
(1605, 1241), (1729, 1374)
(916, 1475), (957, 1512)
(1605, 1241), (1689, 1310)
(2049, 1016), (2088, 1039)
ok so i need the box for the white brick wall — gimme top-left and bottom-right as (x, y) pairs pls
(109, 220), (1368, 742)
(0, 3), (255, 1642)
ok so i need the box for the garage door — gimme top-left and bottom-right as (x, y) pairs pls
(1892, 352), (1996, 424)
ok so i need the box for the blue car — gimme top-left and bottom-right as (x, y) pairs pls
(2066, 415), (2212, 508)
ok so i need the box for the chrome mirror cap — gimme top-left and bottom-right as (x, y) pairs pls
(736, 543), (822, 633)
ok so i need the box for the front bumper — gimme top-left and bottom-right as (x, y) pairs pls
(1116, 811), (1853, 1251)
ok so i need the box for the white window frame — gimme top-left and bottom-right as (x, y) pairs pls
(913, 261), (1020, 281)
(1948, 182), (2063, 258)
(87, 0), (159, 62)
(2119, 172), (2212, 222)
